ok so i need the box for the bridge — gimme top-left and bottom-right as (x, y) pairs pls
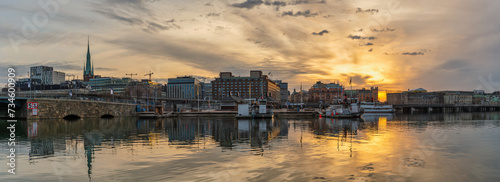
(393, 104), (500, 113)
(1, 97), (137, 119)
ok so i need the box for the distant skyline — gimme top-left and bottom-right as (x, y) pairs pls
(1, 0), (500, 92)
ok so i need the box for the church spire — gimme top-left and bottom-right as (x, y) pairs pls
(84, 36), (94, 81)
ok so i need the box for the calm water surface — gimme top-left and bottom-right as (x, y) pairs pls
(1, 112), (500, 181)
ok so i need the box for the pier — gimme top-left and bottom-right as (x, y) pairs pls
(393, 104), (500, 113)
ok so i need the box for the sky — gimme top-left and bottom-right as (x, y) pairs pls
(1, 0), (500, 92)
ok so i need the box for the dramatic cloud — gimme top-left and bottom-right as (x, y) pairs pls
(402, 52), (425, 56)
(2, 0), (500, 92)
(231, 0), (264, 9)
(355, 8), (379, 14)
(347, 34), (376, 40)
(282, 10), (318, 17)
(312, 30), (328, 36)
(371, 28), (396, 32)
(231, 0), (326, 9)
(205, 12), (221, 17)
(401, 49), (429, 56)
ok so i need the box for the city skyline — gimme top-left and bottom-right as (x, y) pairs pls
(1, 0), (500, 92)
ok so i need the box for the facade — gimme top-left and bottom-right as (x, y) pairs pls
(202, 82), (212, 101)
(309, 81), (344, 104)
(30, 66), (54, 85)
(441, 91), (473, 105)
(83, 37), (94, 81)
(387, 90), (476, 105)
(290, 89), (309, 103)
(29, 66), (66, 85)
(165, 76), (202, 99)
(84, 77), (132, 94)
(387, 93), (404, 105)
(124, 80), (162, 101)
(211, 71), (281, 102)
(345, 87), (379, 103)
(387, 92), (443, 105)
(52, 71), (66, 84)
(275, 80), (290, 103)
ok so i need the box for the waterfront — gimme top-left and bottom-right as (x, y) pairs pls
(1, 112), (500, 181)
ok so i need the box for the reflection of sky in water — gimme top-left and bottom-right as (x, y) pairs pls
(1, 112), (500, 181)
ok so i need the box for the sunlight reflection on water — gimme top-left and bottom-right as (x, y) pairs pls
(1, 112), (500, 181)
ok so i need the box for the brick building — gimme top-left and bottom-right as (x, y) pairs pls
(211, 71), (281, 102)
(308, 81), (344, 104)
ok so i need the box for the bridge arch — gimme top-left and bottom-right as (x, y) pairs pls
(63, 114), (81, 120)
(100, 114), (115, 118)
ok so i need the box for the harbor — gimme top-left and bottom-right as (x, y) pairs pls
(2, 112), (500, 181)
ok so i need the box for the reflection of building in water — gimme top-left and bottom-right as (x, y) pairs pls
(311, 119), (361, 136)
(161, 118), (288, 150)
(30, 140), (55, 157)
(166, 118), (197, 145)
(213, 120), (238, 148)
(238, 120), (251, 143)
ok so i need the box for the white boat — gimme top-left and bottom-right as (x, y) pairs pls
(360, 102), (395, 113)
(325, 103), (362, 118)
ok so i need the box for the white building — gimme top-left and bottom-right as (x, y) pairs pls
(52, 71), (66, 84)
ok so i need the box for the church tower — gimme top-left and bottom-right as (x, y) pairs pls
(83, 36), (94, 81)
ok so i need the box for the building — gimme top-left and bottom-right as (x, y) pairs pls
(387, 90), (476, 105)
(202, 82), (212, 101)
(83, 37), (94, 81)
(29, 66), (66, 85)
(211, 71), (281, 102)
(439, 91), (473, 105)
(290, 89), (309, 103)
(387, 91), (443, 105)
(30, 66), (53, 85)
(275, 80), (290, 103)
(345, 87), (379, 103)
(165, 76), (202, 99)
(308, 81), (344, 104)
(52, 71), (66, 84)
(84, 77), (132, 94)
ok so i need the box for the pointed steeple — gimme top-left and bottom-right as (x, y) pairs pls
(85, 36), (92, 75)
(83, 36), (94, 81)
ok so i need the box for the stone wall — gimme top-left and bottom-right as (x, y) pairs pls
(26, 98), (137, 119)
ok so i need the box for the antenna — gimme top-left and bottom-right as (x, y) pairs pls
(126, 73), (137, 80)
(144, 71), (153, 81)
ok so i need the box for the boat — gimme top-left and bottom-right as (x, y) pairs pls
(236, 99), (274, 118)
(359, 102), (395, 113)
(324, 103), (363, 118)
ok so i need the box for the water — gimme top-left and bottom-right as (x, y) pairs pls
(1, 112), (500, 181)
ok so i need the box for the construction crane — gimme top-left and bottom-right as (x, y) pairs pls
(126, 73), (137, 80)
(144, 71), (153, 81)
(66, 74), (76, 81)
